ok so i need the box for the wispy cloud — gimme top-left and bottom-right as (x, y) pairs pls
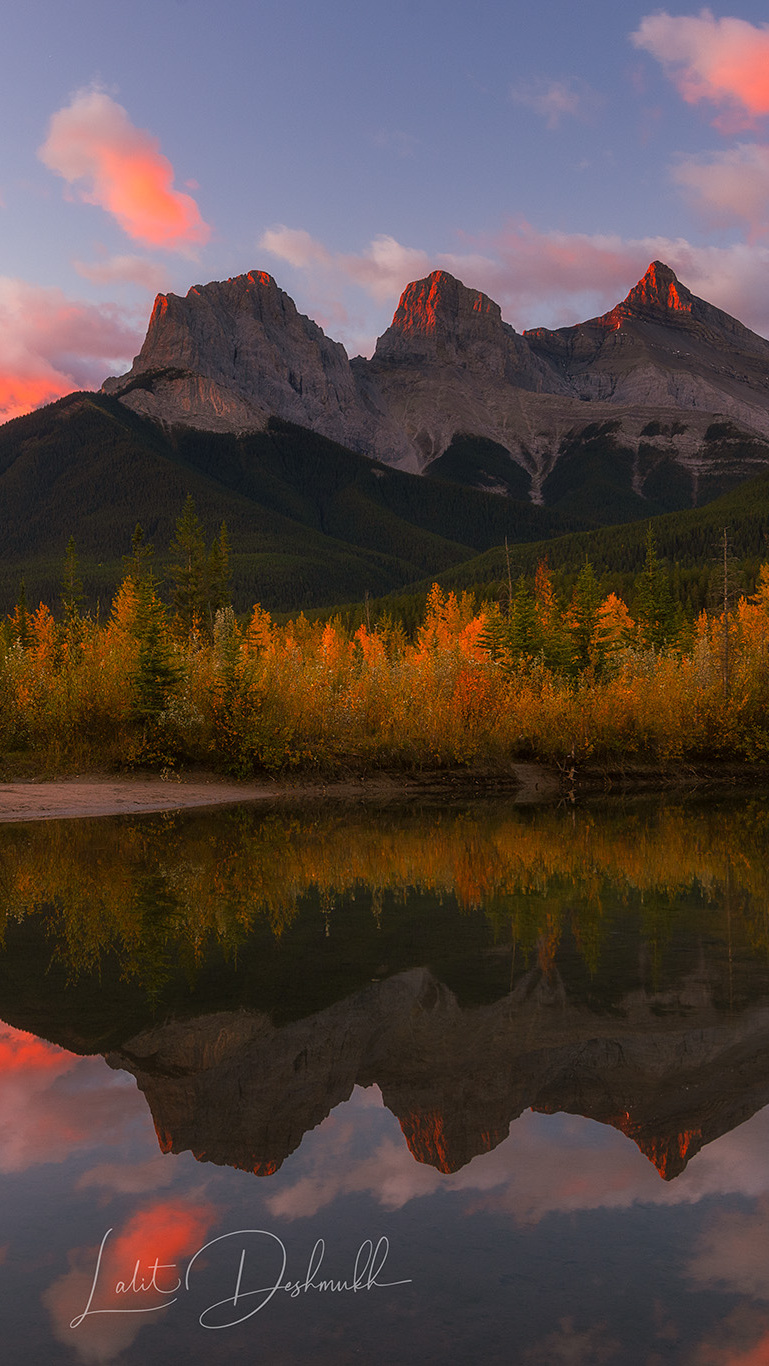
(39, 89), (211, 253)
(73, 254), (168, 293)
(267, 1092), (769, 1226)
(632, 9), (769, 132)
(510, 78), (602, 130)
(261, 226), (431, 305)
(673, 141), (769, 237)
(44, 1200), (216, 1363)
(260, 225), (333, 271)
(259, 219), (769, 340)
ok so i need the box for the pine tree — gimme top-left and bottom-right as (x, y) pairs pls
(507, 578), (541, 659)
(131, 574), (177, 725)
(534, 557), (571, 673)
(124, 523), (154, 588)
(9, 578), (32, 648)
(169, 495), (206, 638)
(479, 580), (541, 668)
(207, 520), (232, 622)
(61, 536), (84, 642)
(566, 560), (600, 673)
(634, 526), (678, 651)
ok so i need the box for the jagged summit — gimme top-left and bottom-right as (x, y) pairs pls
(375, 270), (503, 356)
(370, 268), (560, 407)
(528, 258), (769, 355)
(621, 260), (693, 316)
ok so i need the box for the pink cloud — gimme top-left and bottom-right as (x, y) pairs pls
(510, 78), (603, 130)
(39, 90), (211, 253)
(478, 226), (769, 336)
(522, 1318), (620, 1364)
(261, 225), (431, 306)
(266, 1089), (769, 1225)
(78, 1157), (177, 1196)
(632, 9), (769, 131)
(340, 234), (432, 303)
(260, 225), (333, 271)
(0, 1022), (141, 1172)
(688, 1200), (769, 1304)
(260, 219), (769, 339)
(0, 277), (142, 423)
(44, 1199), (217, 1363)
(673, 142), (769, 237)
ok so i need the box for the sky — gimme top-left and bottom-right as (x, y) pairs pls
(6, 2), (769, 422)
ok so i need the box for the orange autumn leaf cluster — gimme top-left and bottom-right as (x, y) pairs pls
(1, 569), (769, 773)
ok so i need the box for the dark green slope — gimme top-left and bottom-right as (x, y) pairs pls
(408, 465), (769, 608)
(0, 395), (578, 614)
(425, 423), (769, 525)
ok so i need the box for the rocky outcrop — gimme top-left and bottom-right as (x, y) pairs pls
(107, 960), (769, 1182)
(104, 270), (417, 469)
(104, 262), (769, 501)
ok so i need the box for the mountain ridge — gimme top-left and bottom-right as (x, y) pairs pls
(103, 260), (769, 505)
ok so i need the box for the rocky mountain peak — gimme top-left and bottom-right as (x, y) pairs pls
(100, 267), (417, 460)
(374, 270), (507, 364)
(391, 269), (501, 335)
(621, 261), (694, 317)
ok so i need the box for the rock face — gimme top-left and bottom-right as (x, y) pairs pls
(107, 960), (769, 1182)
(526, 260), (769, 414)
(104, 261), (769, 500)
(103, 270), (416, 468)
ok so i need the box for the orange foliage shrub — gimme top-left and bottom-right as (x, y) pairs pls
(3, 566), (769, 774)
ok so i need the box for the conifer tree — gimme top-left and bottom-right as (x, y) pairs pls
(124, 523), (154, 588)
(506, 578), (541, 659)
(533, 557), (571, 673)
(131, 573), (177, 725)
(634, 526), (678, 651)
(567, 560), (600, 672)
(61, 536), (84, 641)
(169, 495), (206, 637)
(207, 521), (232, 621)
(9, 578), (32, 648)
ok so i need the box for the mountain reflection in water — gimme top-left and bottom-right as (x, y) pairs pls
(1, 796), (769, 1184)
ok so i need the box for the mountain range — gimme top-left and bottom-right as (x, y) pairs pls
(104, 259), (769, 507)
(4, 259), (769, 612)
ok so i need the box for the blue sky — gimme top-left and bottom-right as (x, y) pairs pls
(5, 2), (769, 419)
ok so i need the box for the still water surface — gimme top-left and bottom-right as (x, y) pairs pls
(1, 794), (769, 1364)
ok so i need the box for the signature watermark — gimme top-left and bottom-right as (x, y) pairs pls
(71, 1228), (412, 1331)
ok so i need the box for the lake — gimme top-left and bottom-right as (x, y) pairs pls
(1, 792), (769, 1364)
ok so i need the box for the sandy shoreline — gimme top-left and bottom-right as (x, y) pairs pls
(0, 757), (765, 823)
(0, 764), (563, 823)
(0, 776), (282, 823)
